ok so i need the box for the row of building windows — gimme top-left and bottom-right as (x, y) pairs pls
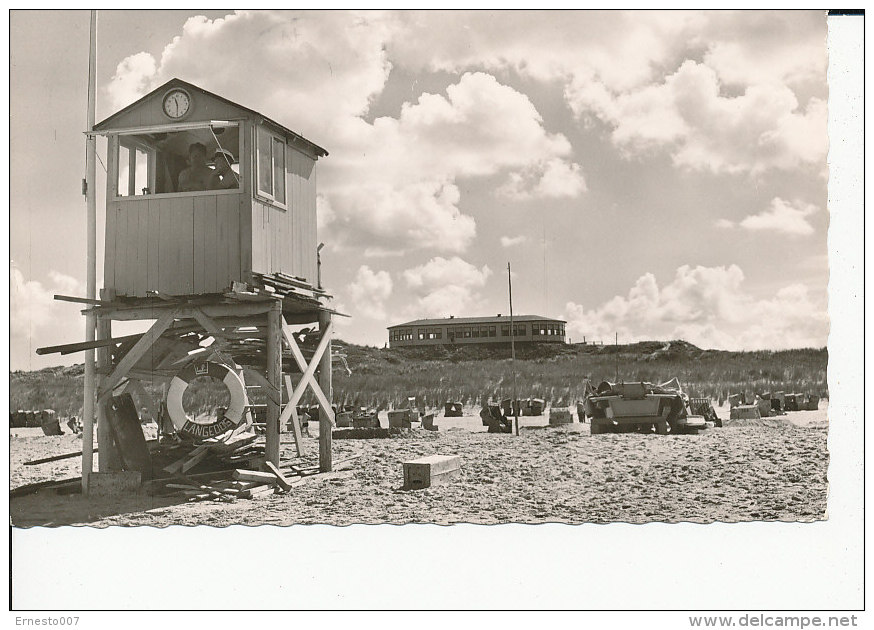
(532, 323), (565, 336)
(389, 323), (565, 342)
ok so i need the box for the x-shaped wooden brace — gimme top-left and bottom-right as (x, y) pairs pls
(97, 307), (179, 404)
(278, 316), (334, 439)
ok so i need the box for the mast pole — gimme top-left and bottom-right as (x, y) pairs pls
(508, 262), (518, 436)
(82, 9), (97, 494)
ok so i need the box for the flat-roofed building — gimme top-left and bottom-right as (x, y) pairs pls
(388, 315), (566, 348)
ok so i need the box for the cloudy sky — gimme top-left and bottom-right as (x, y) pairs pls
(10, 10), (830, 370)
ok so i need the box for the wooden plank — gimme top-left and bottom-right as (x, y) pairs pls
(181, 447), (211, 473)
(232, 469), (278, 484)
(193, 195), (212, 293)
(180, 197), (195, 294)
(263, 461), (292, 492)
(146, 198), (161, 293)
(266, 303), (282, 465)
(104, 205), (117, 291)
(227, 195), (242, 289)
(125, 202), (140, 295)
(25, 450), (90, 466)
(216, 194), (233, 291)
(53, 294), (110, 306)
(36, 333), (144, 356)
(163, 444), (208, 474)
(136, 201), (149, 297)
(157, 199), (174, 294)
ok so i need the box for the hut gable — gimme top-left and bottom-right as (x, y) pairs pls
(95, 78), (328, 159)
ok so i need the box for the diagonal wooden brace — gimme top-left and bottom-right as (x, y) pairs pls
(279, 317), (334, 426)
(283, 375), (304, 457)
(98, 307), (178, 403)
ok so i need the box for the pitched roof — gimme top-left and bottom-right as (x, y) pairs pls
(94, 78), (328, 158)
(388, 315), (566, 328)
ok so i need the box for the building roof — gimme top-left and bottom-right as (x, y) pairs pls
(94, 78), (329, 158)
(388, 315), (566, 329)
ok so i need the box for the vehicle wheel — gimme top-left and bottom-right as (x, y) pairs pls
(590, 420), (604, 435)
(655, 421), (668, 435)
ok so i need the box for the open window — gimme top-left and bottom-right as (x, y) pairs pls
(114, 123), (241, 198)
(256, 125), (286, 207)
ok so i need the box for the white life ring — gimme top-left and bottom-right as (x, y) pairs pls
(166, 361), (248, 439)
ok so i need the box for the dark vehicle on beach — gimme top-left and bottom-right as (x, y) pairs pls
(583, 379), (709, 435)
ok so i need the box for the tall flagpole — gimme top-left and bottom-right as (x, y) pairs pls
(508, 262), (518, 436)
(82, 9), (97, 494)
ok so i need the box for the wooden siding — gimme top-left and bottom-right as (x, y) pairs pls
(105, 193), (247, 297)
(249, 146), (318, 283)
(99, 88), (249, 131)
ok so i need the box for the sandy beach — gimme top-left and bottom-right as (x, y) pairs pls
(9, 402), (829, 528)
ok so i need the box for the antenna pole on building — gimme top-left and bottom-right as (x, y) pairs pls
(82, 9), (97, 494)
(508, 262), (518, 436)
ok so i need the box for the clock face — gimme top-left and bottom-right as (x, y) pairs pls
(162, 89), (191, 119)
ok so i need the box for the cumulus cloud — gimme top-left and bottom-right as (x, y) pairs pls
(739, 197), (818, 235)
(403, 256), (492, 318)
(390, 11), (826, 177)
(106, 52), (157, 112)
(719, 197), (819, 236)
(497, 158), (587, 200)
(500, 235), (527, 247)
(10, 263), (90, 368)
(564, 264), (828, 351)
(105, 13), (584, 257)
(567, 60), (827, 175)
(325, 72), (582, 254)
(346, 265), (393, 320)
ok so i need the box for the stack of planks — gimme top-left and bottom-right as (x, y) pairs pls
(249, 272), (331, 303)
(156, 455), (360, 503)
(160, 431), (265, 476)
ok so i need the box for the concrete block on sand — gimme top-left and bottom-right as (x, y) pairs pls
(549, 409), (573, 425)
(403, 454), (461, 490)
(730, 405), (761, 420)
(88, 471), (142, 497)
(388, 410), (412, 429)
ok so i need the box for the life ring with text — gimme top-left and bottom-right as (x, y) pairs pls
(166, 361), (248, 439)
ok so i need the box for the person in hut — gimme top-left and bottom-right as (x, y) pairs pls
(177, 142), (214, 192)
(210, 148), (240, 190)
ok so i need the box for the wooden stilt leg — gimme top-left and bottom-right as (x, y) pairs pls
(96, 315), (122, 471)
(318, 310), (333, 473)
(266, 302), (282, 466)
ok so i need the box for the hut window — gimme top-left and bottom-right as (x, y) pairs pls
(117, 140), (153, 197)
(501, 325), (510, 336)
(256, 126), (287, 206)
(114, 124), (240, 197)
(488, 326), (496, 337)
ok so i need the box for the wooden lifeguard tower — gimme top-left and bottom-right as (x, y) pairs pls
(44, 78), (338, 493)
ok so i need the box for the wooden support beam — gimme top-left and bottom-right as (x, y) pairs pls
(318, 310), (333, 473)
(266, 303), (282, 466)
(97, 307), (178, 403)
(283, 375), (304, 457)
(90, 301), (274, 321)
